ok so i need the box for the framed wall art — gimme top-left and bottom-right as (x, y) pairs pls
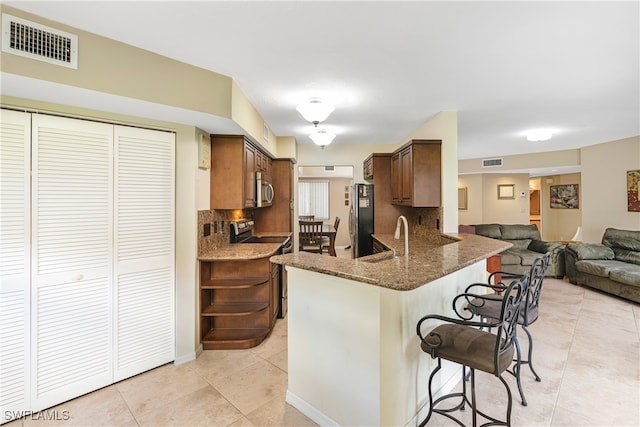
(458, 187), (468, 210)
(628, 170), (640, 212)
(497, 184), (515, 200)
(550, 184), (579, 209)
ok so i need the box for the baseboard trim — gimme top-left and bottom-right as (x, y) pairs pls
(285, 390), (340, 426)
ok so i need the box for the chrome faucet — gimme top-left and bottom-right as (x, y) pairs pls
(394, 215), (409, 256)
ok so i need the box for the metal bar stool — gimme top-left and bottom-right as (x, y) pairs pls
(462, 252), (550, 406)
(416, 272), (530, 427)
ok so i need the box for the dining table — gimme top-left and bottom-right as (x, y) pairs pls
(321, 224), (338, 256)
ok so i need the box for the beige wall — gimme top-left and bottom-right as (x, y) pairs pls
(540, 173), (581, 241)
(296, 112), (458, 235)
(1, 5), (231, 119)
(459, 136), (640, 243)
(458, 148), (581, 175)
(0, 4), (281, 156)
(457, 174), (483, 225)
(457, 173), (530, 226)
(581, 136), (640, 242)
(399, 112), (458, 234)
(482, 174), (531, 224)
(329, 178), (352, 247)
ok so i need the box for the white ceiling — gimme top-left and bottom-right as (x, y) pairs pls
(3, 1), (639, 168)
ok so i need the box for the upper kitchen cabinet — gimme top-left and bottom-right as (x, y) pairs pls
(253, 159), (295, 233)
(363, 154), (374, 180)
(391, 140), (441, 207)
(364, 153), (404, 234)
(211, 135), (273, 209)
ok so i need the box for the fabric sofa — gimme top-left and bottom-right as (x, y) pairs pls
(472, 224), (565, 278)
(564, 228), (640, 303)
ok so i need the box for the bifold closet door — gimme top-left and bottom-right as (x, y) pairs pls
(113, 125), (175, 381)
(31, 115), (114, 411)
(0, 109), (31, 419)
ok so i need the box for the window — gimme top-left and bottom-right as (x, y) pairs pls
(298, 181), (329, 220)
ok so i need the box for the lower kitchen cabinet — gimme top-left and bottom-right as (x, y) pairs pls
(200, 256), (278, 350)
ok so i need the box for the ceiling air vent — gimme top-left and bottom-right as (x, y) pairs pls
(482, 158), (503, 168)
(2, 13), (78, 69)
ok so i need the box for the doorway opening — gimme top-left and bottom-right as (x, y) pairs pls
(297, 165), (354, 253)
(529, 178), (541, 235)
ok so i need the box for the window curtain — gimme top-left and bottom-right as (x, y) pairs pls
(298, 181), (329, 220)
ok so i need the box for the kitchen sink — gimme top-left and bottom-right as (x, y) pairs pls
(240, 236), (290, 244)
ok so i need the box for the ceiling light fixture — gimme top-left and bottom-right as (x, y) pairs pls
(296, 98), (335, 126)
(526, 129), (553, 142)
(309, 129), (336, 148)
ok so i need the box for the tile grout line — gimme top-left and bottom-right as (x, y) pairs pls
(546, 283), (584, 427)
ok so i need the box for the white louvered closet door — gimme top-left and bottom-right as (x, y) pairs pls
(113, 126), (175, 381)
(0, 110), (31, 420)
(31, 115), (114, 411)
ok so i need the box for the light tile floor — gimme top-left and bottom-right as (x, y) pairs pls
(7, 276), (639, 427)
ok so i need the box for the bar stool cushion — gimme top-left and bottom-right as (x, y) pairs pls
(421, 324), (514, 375)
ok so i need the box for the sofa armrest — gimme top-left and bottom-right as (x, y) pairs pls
(566, 242), (615, 260)
(528, 240), (563, 255)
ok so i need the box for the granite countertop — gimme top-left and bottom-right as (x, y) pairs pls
(270, 233), (512, 291)
(198, 232), (292, 261)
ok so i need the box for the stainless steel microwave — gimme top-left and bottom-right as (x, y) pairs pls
(256, 172), (274, 207)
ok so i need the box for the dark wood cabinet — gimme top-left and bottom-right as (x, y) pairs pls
(391, 151), (401, 203)
(243, 141), (256, 208)
(270, 261), (280, 325)
(199, 256), (278, 350)
(363, 155), (374, 180)
(391, 140), (441, 207)
(365, 153), (405, 234)
(253, 159), (294, 233)
(210, 134), (274, 210)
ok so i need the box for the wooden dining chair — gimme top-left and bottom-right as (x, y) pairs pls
(299, 215), (315, 222)
(299, 221), (323, 254)
(322, 216), (340, 255)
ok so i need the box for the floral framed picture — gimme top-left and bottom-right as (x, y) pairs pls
(628, 170), (640, 212)
(550, 184), (579, 209)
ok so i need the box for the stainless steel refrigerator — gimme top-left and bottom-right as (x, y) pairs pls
(349, 183), (374, 258)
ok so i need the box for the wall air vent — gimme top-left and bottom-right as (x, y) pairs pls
(324, 166), (335, 171)
(2, 13), (78, 69)
(482, 158), (503, 168)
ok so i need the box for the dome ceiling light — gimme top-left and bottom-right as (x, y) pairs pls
(309, 128), (336, 148)
(526, 129), (553, 142)
(296, 98), (335, 126)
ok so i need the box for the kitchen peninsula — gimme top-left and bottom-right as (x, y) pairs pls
(270, 233), (511, 427)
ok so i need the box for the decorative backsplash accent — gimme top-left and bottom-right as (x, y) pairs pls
(403, 207), (443, 243)
(198, 209), (249, 255)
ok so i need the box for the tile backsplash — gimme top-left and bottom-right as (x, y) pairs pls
(198, 206), (444, 255)
(198, 209), (250, 254)
(402, 207), (445, 243)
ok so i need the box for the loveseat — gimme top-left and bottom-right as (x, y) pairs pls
(564, 228), (640, 303)
(472, 224), (565, 278)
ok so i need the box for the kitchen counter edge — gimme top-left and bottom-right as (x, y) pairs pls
(270, 233), (512, 291)
(198, 232), (292, 261)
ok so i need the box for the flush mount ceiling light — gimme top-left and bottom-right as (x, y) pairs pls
(526, 129), (553, 142)
(309, 128), (336, 148)
(296, 98), (335, 126)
